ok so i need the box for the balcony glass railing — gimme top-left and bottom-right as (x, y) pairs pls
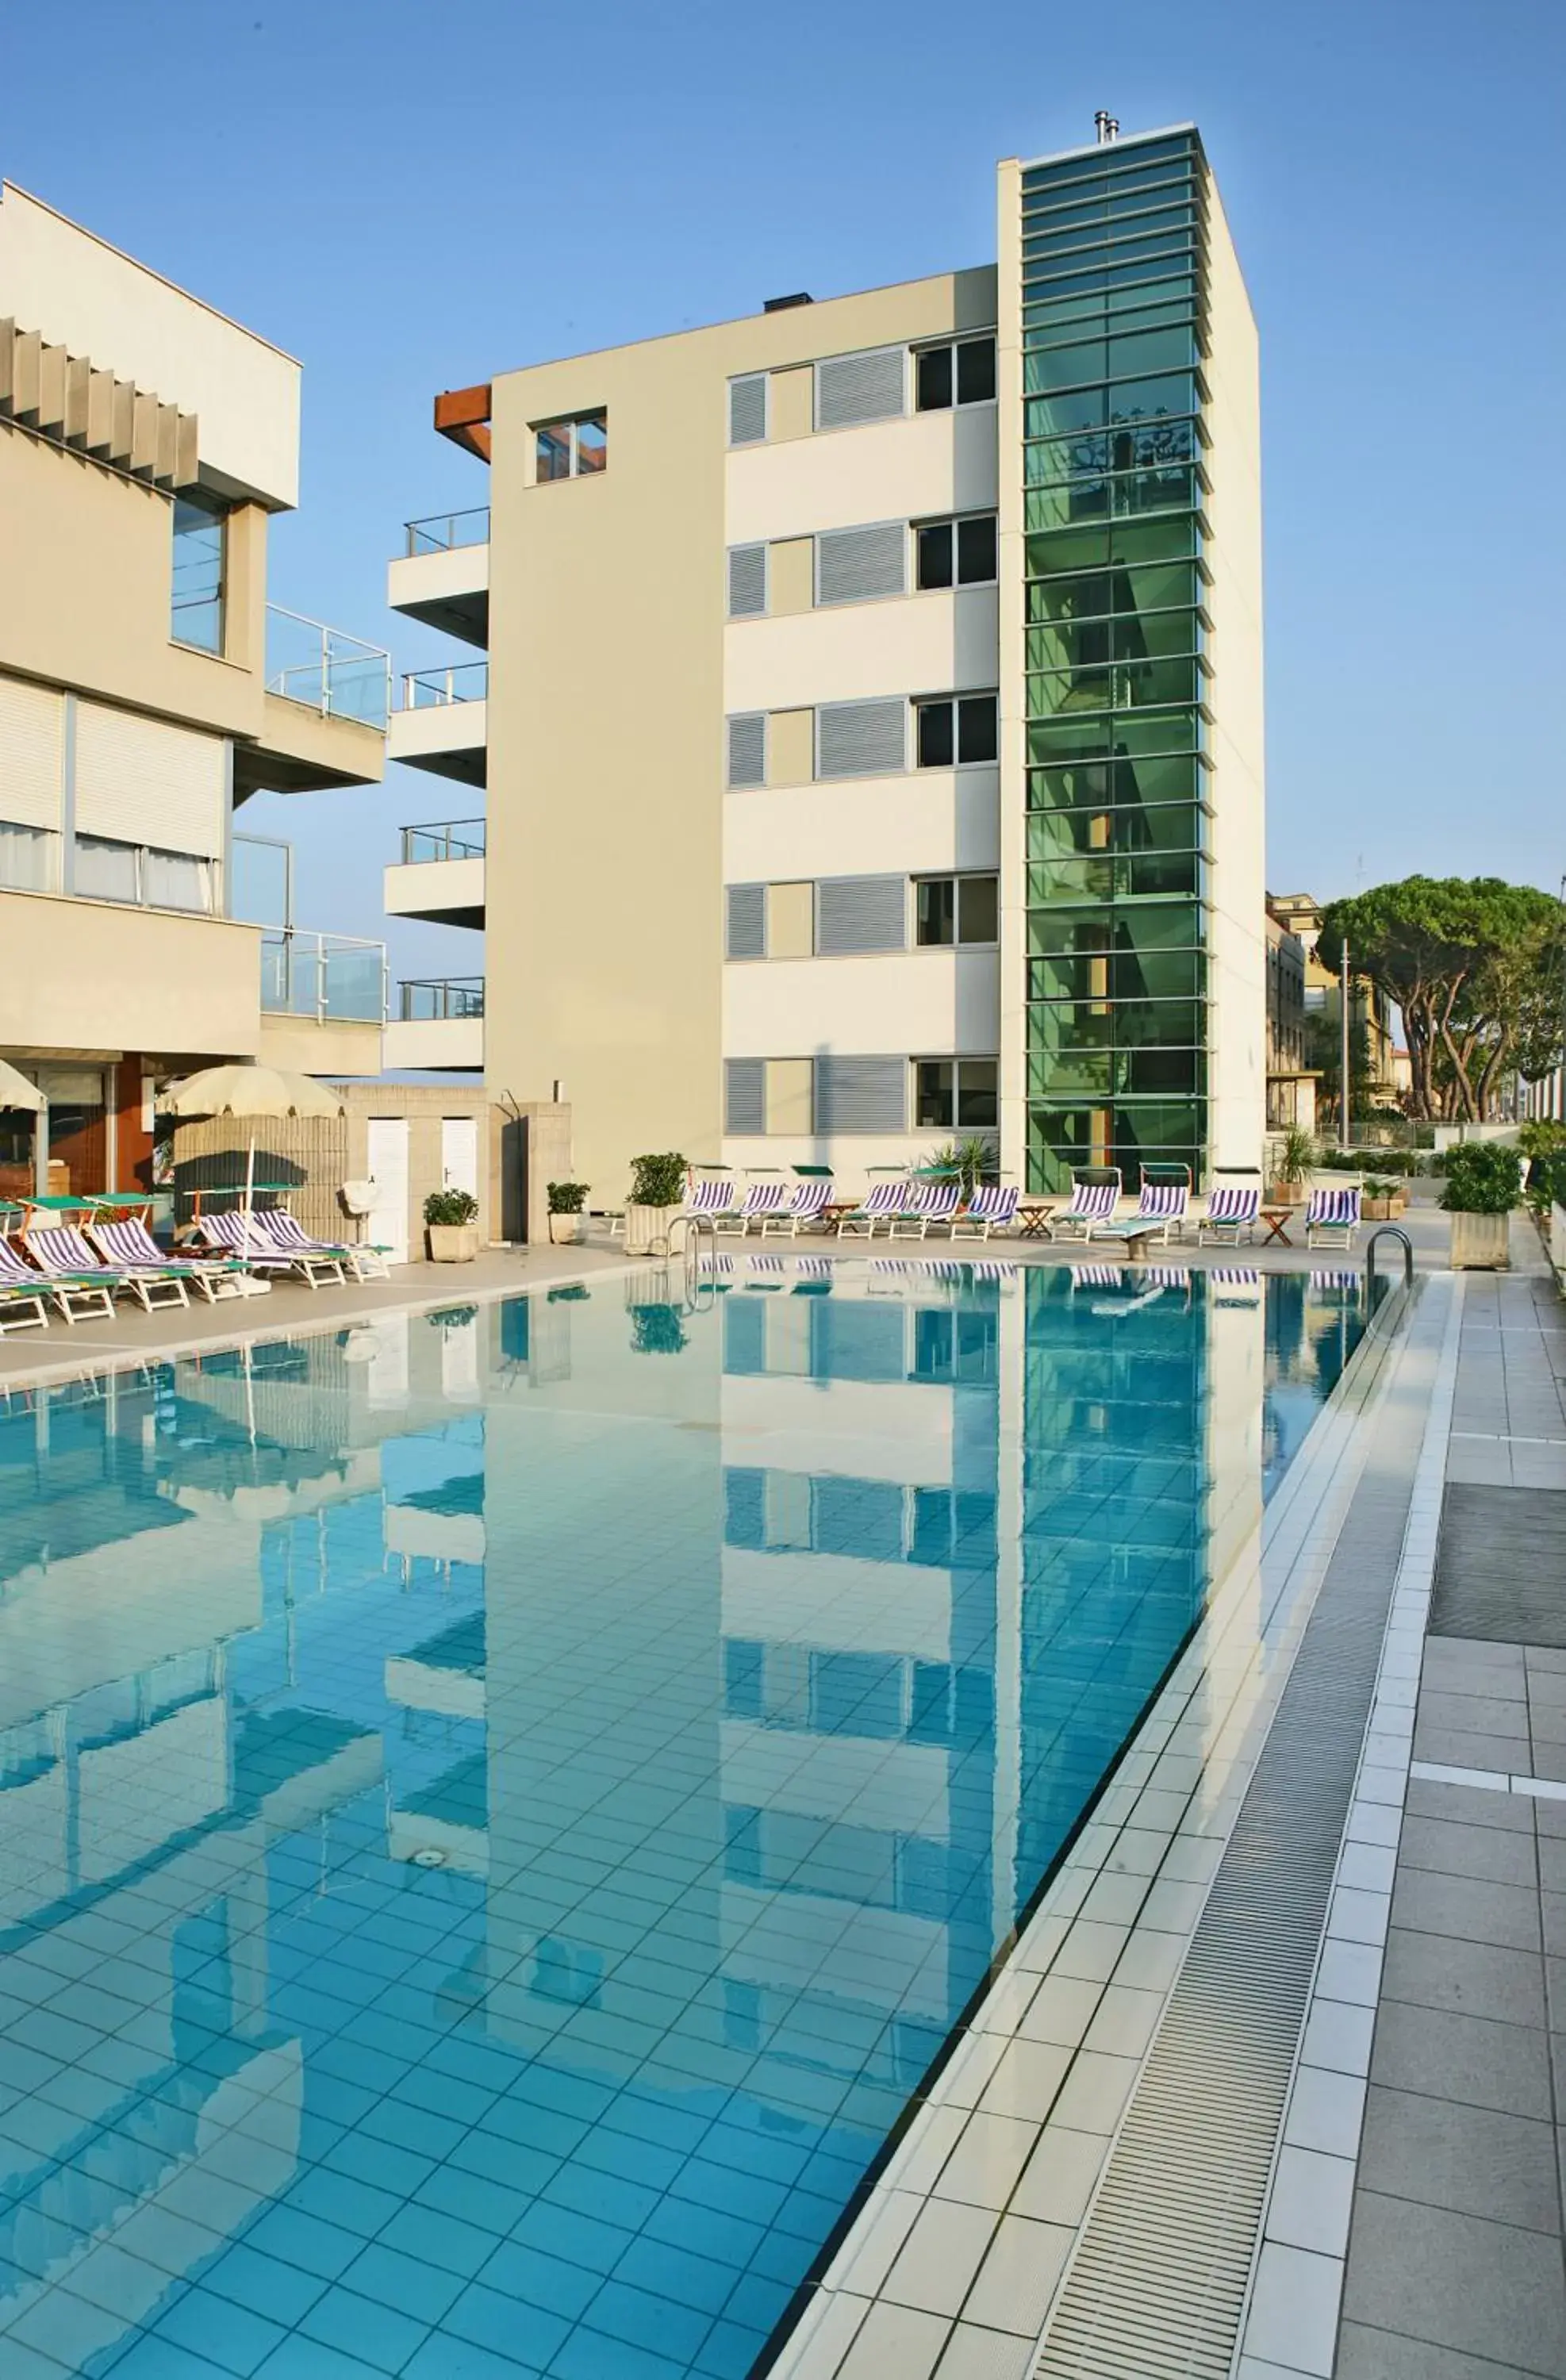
(399, 977), (485, 1022)
(262, 931), (387, 1025)
(405, 507), (491, 557)
(401, 662), (489, 709)
(266, 605), (392, 729)
(401, 820), (486, 864)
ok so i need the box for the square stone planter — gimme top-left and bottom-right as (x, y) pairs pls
(548, 1213), (581, 1244)
(428, 1223), (481, 1263)
(1449, 1209), (1510, 1270)
(624, 1203), (679, 1257)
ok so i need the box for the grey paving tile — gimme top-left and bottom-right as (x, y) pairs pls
(1530, 1647), (1566, 1676)
(1539, 1837), (1566, 1897)
(1341, 2190), (1566, 2375)
(835, 2297), (953, 2378)
(1412, 1726), (1537, 1775)
(930, 2114), (1040, 2213)
(931, 2321), (1035, 2380)
(1419, 1691), (1533, 1741)
(1544, 1893), (1566, 1961)
(1424, 1635), (1527, 1676)
(1390, 1868), (1541, 1953)
(1369, 1996), (1551, 2121)
(1009, 2126), (1107, 2228)
(959, 2213), (1073, 2336)
(1046, 2052), (1139, 2136)
(1358, 2085), (1560, 2232)
(1404, 1777), (1535, 1833)
(881, 2198), (998, 2319)
(1381, 1928), (1546, 2027)
(1399, 1814), (1537, 1888)
(1546, 1960), (1566, 2035)
(1536, 1797), (1566, 1838)
(1337, 2317), (1564, 2377)
(1533, 1745), (1566, 1786)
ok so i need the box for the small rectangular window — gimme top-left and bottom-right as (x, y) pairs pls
(958, 874), (999, 943)
(956, 1059), (999, 1128)
(727, 543), (768, 619)
(916, 694), (996, 768)
(815, 876), (906, 956)
(915, 1059), (954, 1128)
(916, 515), (996, 591)
(725, 884), (766, 959)
(816, 698), (905, 780)
(171, 492), (225, 654)
(916, 700), (954, 770)
(816, 522), (906, 606)
(725, 1058), (766, 1134)
(728, 373), (768, 445)
(816, 347), (905, 429)
(75, 834), (140, 904)
(915, 337), (996, 412)
(916, 876), (997, 946)
(815, 1056), (906, 1134)
(534, 412), (607, 481)
(916, 523), (953, 590)
(958, 695), (998, 764)
(915, 1058), (997, 1130)
(727, 713), (767, 789)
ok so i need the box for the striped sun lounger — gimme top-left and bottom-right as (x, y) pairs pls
(256, 1207), (390, 1280)
(951, 1185), (1020, 1242)
(4, 1232), (118, 1324)
(835, 1179), (909, 1239)
(0, 1242), (49, 1335)
(1305, 1186), (1361, 1250)
(760, 1180), (835, 1238)
(202, 1211), (345, 1288)
(1051, 1176), (1121, 1242)
(730, 1182), (789, 1236)
(89, 1215), (246, 1304)
(1089, 1177), (1189, 1250)
(29, 1222), (191, 1315)
(888, 1183), (963, 1241)
(1196, 1184), (1261, 1245)
(683, 1176), (739, 1224)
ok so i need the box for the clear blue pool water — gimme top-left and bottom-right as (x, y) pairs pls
(0, 1258), (1369, 2380)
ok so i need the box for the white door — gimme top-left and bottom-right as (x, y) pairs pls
(365, 1118), (410, 1264)
(441, 1116), (479, 1203)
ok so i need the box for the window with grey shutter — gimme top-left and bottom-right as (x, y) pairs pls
(815, 347), (905, 429)
(727, 712), (767, 789)
(814, 1056), (906, 1134)
(725, 1059), (766, 1134)
(815, 876), (906, 956)
(726, 884), (766, 960)
(816, 523), (906, 608)
(728, 373), (768, 446)
(816, 698), (905, 780)
(726, 543), (768, 619)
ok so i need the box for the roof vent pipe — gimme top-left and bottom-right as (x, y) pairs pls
(1094, 110), (1120, 143)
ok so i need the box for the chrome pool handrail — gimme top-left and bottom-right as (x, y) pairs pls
(1364, 1223), (1414, 1309)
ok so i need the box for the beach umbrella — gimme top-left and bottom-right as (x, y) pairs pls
(0, 1059), (44, 1200)
(160, 1063), (344, 1252)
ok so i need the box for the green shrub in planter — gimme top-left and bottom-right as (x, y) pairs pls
(424, 1189), (479, 1227)
(1440, 1143), (1522, 1214)
(628, 1153), (686, 1207)
(547, 1180), (589, 1214)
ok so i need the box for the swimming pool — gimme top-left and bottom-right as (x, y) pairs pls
(0, 1258), (1369, 2379)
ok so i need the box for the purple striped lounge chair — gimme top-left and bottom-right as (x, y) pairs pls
(1052, 1173), (1122, 1242)
(1305, 1185), (1361, 1250)
(684, 1176), (740, 1226)
(760, 1179), (835, 1238)
(202, 1211), (344, 1289)
(5, 1231), (118, 1324)
(888, 1182), (963, 1241)
(0, 1242), (49, 1335)
(1196, 1184), (1261, 1246)
(951, 1184), (1021, 1242)
(835, 1178), (909, 1239)
(89, 1214), (245, 1305)
(733, 1181), (789, 1236)
(30, 1221), (189, 1313)
(1089, 1176), (1189, 1250)
(257, 1207), (389, 1280)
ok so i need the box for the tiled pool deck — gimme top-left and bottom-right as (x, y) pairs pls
(2, 1207), (1560, 2380)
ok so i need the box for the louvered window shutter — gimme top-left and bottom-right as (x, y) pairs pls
(816, 523), (906, 607)
(815, 347), (905, 429)
(725, 1058), (766, 1134)
(726, 713), (767, 789)
(815, 877), (906, 956)
(813, 1056), (907, 1133)
(75, 704), (225, 856)
(0, 676), (65, 829)
(727, 544), (768, 618)
(728, 373), (768, 445)
(726, 884), (766, 959)
(816, 699), (905, 780)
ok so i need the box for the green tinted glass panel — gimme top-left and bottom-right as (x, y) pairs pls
(1026, 1100), (1206, 1196)
(1027, 900), (1203, 957)
(1028, 754), (1201, 811)
(1029, 947), (1206, 1002)
(1027, 655), (1203, 715)
(1027, 850), (1204, 902)
(1023, 372), (1198, 431)
(1030, 999), (1203, 1053)
(1023, 203), (1196, 258)
(1026, 514), (1199, 578)
(1028, 560), (1198, 623)
(1027, 610), (1199, 673)
(1027, 802), (1204, 860)
(1025, 339), (1107, 391)
(1026, 420), (1197, 483)
(1026, 1046), (1207, 1100)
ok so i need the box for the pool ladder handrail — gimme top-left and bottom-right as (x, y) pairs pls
(667, 1211), (718, 1306)
(1363, 1223), (1414, 1310)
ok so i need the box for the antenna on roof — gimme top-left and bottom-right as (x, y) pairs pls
(1094, 109), (1120, 144)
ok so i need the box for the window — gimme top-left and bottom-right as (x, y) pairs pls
(725, 885), (766, 959)
(815, 875), (906, 956)
(727, 713), (767, 789)
(728, 374), (767, 445)
(915, 693), (998, 768)
(816, 522), (906, 606)
(727, 543), (768, 618)
(534, 411), (607, 481)
(915, 875), (998, 947)
(915, 337), (996, 412)
(75, 834), (140, 904)
(815, 1056), (907, 1134)
(816, 698), (905, 780)
(816, 347), (904, 429)
(170, 492), (225, 654)
(143, 848), (213, 912)
(915, 514), (997, 591)
(915, 1058), (999, 1130)
(0, 820), (56, 892)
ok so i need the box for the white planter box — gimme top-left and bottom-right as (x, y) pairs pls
(1449, 1210), (1510, 1270)
(624, 1203), (678, 1257)
(428, 1223), (481, 1263)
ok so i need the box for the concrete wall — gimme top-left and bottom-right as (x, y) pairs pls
(0, 889), (261, 1058)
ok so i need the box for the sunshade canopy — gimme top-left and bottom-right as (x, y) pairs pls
(159, 1065), (345, 1122)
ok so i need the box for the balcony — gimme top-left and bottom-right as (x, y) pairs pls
(384, 818), (486, 931)
(386, 662), (487, 789)
(257, 928), (386, 1075)
(387, 509), (490, 649)
(383, 977), (484, 1072)
(235, 605), (391, 799)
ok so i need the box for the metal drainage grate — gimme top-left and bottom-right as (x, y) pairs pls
(1034, 1312), (1434, 2380)
(1430, 1483), (1566, 1646)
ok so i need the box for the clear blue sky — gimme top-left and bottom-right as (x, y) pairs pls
(3, 0), (1561, 988)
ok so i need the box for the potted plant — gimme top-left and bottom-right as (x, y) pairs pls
(1267, 1126), (1315, 1206)
(547, 1180), (590, 1244)
(1361, 1176), (1402, 1222)
(624, 1153), (685, 1257)
(424, 1188), (481, 1263)
(1441, 1142), (1521, 1270)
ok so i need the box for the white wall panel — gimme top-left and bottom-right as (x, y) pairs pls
(725, 586), (998, 715)
(724, 770), (999, 882)
(75, 701), (225, 854)
(723, 950), (1000, 1061)
(725, 405), (998, 545)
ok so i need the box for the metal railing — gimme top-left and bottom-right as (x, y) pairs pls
(401, 662), (489, 710)
(262, 931), (387, 1025)
(405, 507), (491, 557)
(399, 977), (485, 1022)
(266, 605), (391, 729)
(400, 820), (486, 864)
